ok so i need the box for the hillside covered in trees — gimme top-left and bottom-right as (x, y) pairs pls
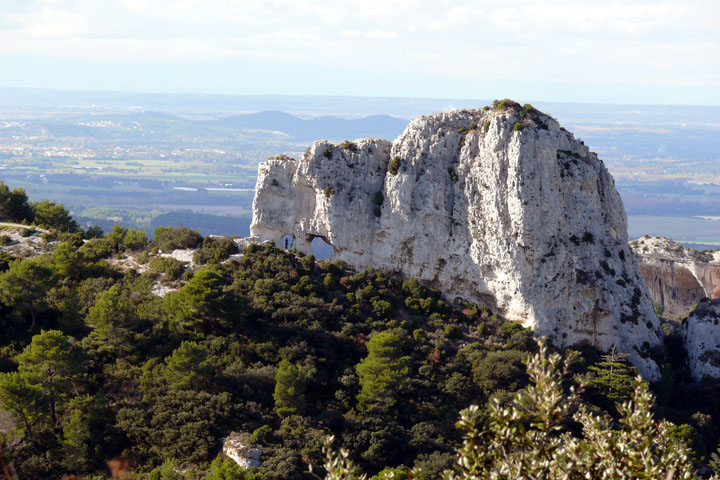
(0, 182), (719, 479)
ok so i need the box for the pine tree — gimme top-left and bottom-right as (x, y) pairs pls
(355, 330), (410, 411)
(16, 330), (87, 428)
(274, 359), (307, 417)
(0, 257), (58, 328)
(324, 338), (697, 480)
(164, 341), (212, 390)
(588, 344), (637, 409)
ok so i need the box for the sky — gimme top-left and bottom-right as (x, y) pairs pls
(1, 0), (719, 105)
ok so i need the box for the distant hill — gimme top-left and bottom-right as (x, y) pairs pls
(0, 108), (409, 142)
(0, 88), (484, 117)
(207, 110), (408, 141)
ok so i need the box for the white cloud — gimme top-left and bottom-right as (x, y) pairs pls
(0, 0), (717, 93)
(10, 8), (85, 37)
(119, 0), (148, 13)
(364, 30), (397, 39)
(429, 6), (474, 30)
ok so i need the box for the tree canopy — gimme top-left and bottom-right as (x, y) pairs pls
(0, 231), (715, 479)
(356, 330), (411, 412)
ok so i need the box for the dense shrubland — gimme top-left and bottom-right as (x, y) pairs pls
(322, 341), (698, 479)
(0, 183), (718, 479)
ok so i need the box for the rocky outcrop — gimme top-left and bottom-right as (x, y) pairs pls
(631, 236), (720, 318)
(684, 298), (720, 381)
(223, 433), (262, 468)
(249, 102), (663, 379)
(0, 224), (55, 258)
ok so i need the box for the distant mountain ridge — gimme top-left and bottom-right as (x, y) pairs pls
(0, 109), (409, 142)
(206, 110), (408, 140)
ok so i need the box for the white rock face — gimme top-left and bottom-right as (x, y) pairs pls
(250, 104), (663, 379)
(630, 236), (720, 317)
(160, 248), (196, 264)
(223, 433), (262, 469)
(0, 225), (56, 258)
(684, 299), (720, 381)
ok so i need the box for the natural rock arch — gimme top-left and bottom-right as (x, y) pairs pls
(280, 234), (295, 250)
(310, 235), (334, 260)
(249, 105), (665, 379)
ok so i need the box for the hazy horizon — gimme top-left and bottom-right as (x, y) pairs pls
(2, 0), (719, 106)
(6, 85), (720, 106)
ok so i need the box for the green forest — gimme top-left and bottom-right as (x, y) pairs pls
(0, 182), (719, 479)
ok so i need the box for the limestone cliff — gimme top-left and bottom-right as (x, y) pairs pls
(631, 236), (720, 318)
(250, 102), (663, 378)
(684, 298), (720, 381)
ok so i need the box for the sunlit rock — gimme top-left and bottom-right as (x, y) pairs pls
(223, 432), (262, 469)
(631, 236), (720, 317)
(249, 103), (663, 379)
(684, 298), (720, 381)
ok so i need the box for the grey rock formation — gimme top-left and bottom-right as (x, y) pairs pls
(684, 298), (720, 381)
(0, 224), (55, 258)
(223, 433), (262, 469)
(631, 236), (720, 318)
(249, 102), (663, 378)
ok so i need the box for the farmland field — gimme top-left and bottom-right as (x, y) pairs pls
(1, 91), (718, 241)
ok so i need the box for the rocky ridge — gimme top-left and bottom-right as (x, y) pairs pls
(630, 236), (720, 318)
(249, 101), (663, 378)
(0, 223), (55, 258)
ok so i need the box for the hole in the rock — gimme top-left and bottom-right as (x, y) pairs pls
(310, 236), (334, 260)
(281, 234), (295, 250)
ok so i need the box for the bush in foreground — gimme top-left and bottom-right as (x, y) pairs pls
(321, 338), (697, 480)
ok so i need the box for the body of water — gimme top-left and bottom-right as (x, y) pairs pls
(628, 215), (720, 248)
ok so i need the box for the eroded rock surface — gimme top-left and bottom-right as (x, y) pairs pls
(223, 433), (262, 469)
(631, 236), (720, 318)
(250, 103), (663, 378)
(684, 298), (720, 381)
(0, 224), (55, 258)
